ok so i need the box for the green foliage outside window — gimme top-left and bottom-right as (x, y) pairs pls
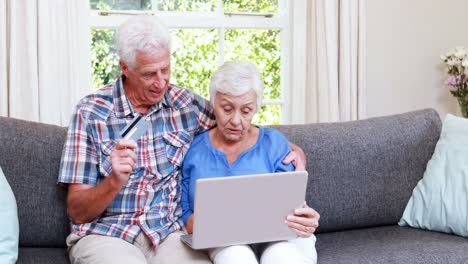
(91, 29), (120, 88)
(90, 0), (282, 124)
(90, 0), (278, 12)
(170, 29), (219, 99)
(223, 0), (278, 12)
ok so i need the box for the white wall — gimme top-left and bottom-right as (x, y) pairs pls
(366, 0), (468, 119)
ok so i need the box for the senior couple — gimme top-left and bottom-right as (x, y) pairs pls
(59, 16), (319, 264)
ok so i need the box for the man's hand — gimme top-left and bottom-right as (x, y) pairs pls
(284, 142), (307, 171)
(67, 140), (138, 224)
(110, 140), (138, 186)
(186, 214), (194, 234)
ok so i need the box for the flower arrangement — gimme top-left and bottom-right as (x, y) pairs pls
(441, 46), (468, 118)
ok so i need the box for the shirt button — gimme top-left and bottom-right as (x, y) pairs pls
(146, 185), (153, 191)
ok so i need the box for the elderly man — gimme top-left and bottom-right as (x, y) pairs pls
(58, 16), (314, 264)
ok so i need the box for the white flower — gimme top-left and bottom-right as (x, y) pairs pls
(452, 46), (467, 59)
(447, 59), (459, 66)
(446, 49), (455, 57)
(462, 59), (468, 68)
(441, 54), (447, 61)
(455, 50), (467, 59)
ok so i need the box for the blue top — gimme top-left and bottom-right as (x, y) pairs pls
(180, 127), (294, 224)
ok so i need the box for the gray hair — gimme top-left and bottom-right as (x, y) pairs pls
(209, 61), (264, 112)
(116, 16), (171, 69)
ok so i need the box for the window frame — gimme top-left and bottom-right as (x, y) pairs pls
(89, 0), (297, 124)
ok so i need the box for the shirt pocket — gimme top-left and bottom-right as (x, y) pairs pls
(157, 131), (192, 175)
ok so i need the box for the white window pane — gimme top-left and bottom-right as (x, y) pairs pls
(90, 0), (151, 10)
(223, 0), (279, 12)
(88, 0), (286, 124)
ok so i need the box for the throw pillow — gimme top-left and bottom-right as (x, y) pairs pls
(0, 166), (19, 264)
(399, 114), (468, 236)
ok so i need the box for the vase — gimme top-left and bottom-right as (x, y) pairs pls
(458, 96), (468, 118)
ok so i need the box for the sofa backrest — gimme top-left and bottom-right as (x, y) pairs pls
(0, 108), (442, 245)
(0, 117), (68, 247)
(272, 109), (442, 233)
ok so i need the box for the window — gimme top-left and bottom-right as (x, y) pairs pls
(90, 0), (290, 125)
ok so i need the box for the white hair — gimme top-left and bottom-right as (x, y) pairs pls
(116, 16), (171, 69)
(209, 61), (264, 111)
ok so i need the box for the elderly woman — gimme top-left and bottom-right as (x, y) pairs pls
(180, 61), (319, 264)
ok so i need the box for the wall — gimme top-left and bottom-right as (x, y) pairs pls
(366, 0), (468, 119)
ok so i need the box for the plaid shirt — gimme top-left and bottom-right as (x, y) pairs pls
(58, 78), (215, 248)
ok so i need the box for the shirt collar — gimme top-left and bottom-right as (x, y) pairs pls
(112, 77), (185, 118)
(113, 77), (135, 118)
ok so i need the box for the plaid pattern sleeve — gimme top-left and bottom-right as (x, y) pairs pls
(58, 98), (100, 186)
(191, 93), (216, 133)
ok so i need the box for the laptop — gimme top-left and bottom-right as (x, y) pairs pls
(180, 171), (308, 250)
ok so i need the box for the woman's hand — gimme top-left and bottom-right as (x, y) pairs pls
(285, 202), (320, 238)
(284, 142), (307, 171)
(186, 214), (194, 234)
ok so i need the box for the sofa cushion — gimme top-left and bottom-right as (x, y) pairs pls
(273, 109), (442, 233)
(399, 114), (468, 236)
(316, 225), (468, 264)
(0, 117), (69, 247)
(0, 166), (19, 263)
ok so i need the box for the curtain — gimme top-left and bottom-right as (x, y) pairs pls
(0, 0), (91, 126)
(295, 0), (366, 123)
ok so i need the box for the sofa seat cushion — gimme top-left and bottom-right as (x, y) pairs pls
(316, 225), (468, 264)
(18, 247), (69, 264)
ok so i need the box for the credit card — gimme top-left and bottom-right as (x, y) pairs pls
(120, 115), (151, 140)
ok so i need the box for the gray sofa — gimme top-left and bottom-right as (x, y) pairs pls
(1, 108), (467, 263)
